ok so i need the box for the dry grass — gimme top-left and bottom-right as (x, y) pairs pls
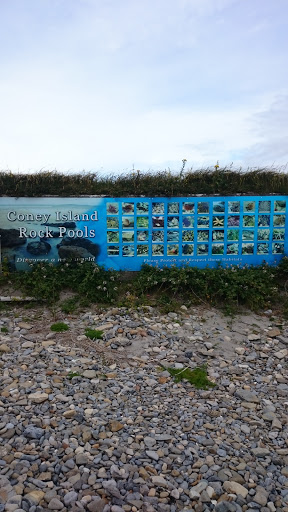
(1, 166), (288, 197)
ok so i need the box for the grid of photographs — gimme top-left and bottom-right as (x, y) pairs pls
(106, 199), (286, 257)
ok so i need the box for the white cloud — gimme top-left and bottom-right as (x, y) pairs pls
(0, 0), (287, 172)
(242, 94), (288, 167)
(0, 87), (260, 172)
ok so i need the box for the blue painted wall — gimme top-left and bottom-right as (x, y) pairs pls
(0, 196), (286, 270)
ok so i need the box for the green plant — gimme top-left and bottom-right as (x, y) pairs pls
(157, 293), (181, 314)
(50, 322), (69, 332)
(14, 262), (65, 302)
(65, 262), (118, 304)
(163, 364), (216, 389)
(277, 256), (288, 276)
(13, 261), (119, 305)
(2, 251), (288, 317)
(85, 328), (103, 340)
(135, 262), (278, 312)
(1, 327), (8, 333)
(281, 299), (288, 319)
(60, 297), (79, 314)
(67, 371), (81, 379)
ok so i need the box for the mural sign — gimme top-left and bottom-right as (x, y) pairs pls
(0, 196), (287, 271)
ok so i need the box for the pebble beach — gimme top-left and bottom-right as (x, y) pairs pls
(0, 303), (287, 512)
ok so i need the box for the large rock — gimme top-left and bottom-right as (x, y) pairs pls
(82, 370), (97, 379)
(234, 389), (260, 403)
(267, 327), (281, 338)
(151, 475), (169, 488)
(251, 447), (271, 457)
(63, 491), (78, 506)
(27, 241), (51, 255)
(58, 236), (100, 257)
(23, 490), (45, 506)
(274, 349), (288, 359)
(47, 497), (64, 510)
(58, 245), (95, 261)
(0, 228), (26, 247)
(223, 481), (248, 498)
(109, 420), (124, 432)
(29, 392), (49, 403)
(102, 479), (121, 498)
(23, 425), (45, 439)
(0, 344), (11, 353)
(253, 487), (268, 506)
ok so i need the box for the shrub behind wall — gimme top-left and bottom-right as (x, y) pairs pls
(1, 167), (288, 197)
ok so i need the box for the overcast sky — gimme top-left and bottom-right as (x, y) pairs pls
(0, 0), (287, 174)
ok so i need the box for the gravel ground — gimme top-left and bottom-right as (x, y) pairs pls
(0, 302), (287, 512)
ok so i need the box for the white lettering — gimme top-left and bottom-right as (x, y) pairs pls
(45, 227), (53, 238)
(7, 211), (16, 221)
(43, 214), (51, 223)
(91, 211), (98, 221)
(7, 211), (51, 222)
(19, 227), (27, 237)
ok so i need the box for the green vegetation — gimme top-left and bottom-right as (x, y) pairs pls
(50, 322), (69, 332)
(1, 327), (8, 333)
(1, 257), (288, 316)
(135, 261), (280, 314)
(1, 166), (288, 315)
(1, 167), (288, 196)
(85, 328), (103, 340)
(13, 261), (118, 304)
(163, 364), (216, 389)
(60, 297), (79, 314)
(67, 371), (81, 379)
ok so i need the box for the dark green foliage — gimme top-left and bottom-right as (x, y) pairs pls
(14, 262), (65, 302)
(66, 261), (118, 303)
(60, 297), (79, 314)
(1, 167), (288, 196)
(2, 258), (288, 315)
(164, 365), (216, 389)
(277, 256), (288, 278)
(13, 261), (118, 304)
(135, 262), (278, 313)
(157, 293), (182, 314)
(275, 257), (288, 317)
(1, 327), (8, 333)
(85, 328), (103, 340)
(50, 322), (69, 332)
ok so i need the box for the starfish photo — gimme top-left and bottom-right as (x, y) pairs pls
(213, 217), (224, 226)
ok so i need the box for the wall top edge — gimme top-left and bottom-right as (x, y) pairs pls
(0, 193), (287, 199)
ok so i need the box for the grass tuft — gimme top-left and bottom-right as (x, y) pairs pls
(67, 371), (81, 379)
(164, 365), (216, 389)
(50, 322), (69, 332)
(85, 328), (103, 340)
